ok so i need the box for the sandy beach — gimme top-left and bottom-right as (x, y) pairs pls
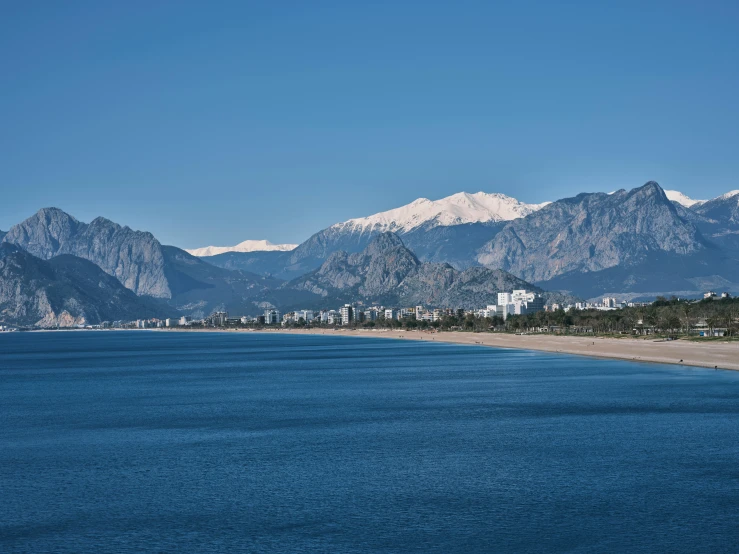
(243, 328), (739, 371)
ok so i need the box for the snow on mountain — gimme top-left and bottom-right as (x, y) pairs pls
(331, 192), (550, 234)
(664, 190), (705, 208)
(715, 190), (739, 202)
(186, 240), (298, 257)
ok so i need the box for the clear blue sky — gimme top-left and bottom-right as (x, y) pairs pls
(1, 1), (738, 248)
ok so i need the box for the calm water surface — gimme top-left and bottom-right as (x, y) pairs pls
(1, 331), (739, 553)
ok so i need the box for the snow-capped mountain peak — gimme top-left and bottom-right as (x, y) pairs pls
(331, 191), (549, 234)
(716, 190), (739, 202)
(186, 240), (298, 257)
(664, 190), (705, 208)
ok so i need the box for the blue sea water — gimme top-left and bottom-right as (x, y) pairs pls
(1, 331), (739, 553)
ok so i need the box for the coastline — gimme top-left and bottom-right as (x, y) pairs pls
(19, 326), (738, 371)
(245, 328), (739, 371)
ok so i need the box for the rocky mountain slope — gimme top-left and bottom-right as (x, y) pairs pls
(0, 243), (174, 327)
(472, 182), (739, 298)
(3, 208), (171, 297)
(477, 182), (707, 283)
(1, 208), (289, 318)
(287, 233), (567, 309)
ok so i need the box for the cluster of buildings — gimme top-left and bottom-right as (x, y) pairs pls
(111, 289), (736, 331)
(89, 293), (642, 330)
(129, 316), (194, 329)
(271, 305), (448, 327)
(8, 288), (735, 331)
(129, 289), (549, 329)
(546, 297), (649, 312)
(261, 289), (549, 326)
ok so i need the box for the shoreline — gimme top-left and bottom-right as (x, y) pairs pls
(247, 328), (739, 371)
(15, 327), (739, 371)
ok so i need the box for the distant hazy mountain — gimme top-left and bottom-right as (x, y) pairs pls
(202, 191), (548, 278)
(664, 190), (705, 208)
(287, 232), (569, 309)
(0, 243), (174, 327)
(2, 208), (286, 318)
(0, 230), (5, 242)
(186, 239), (298, 257)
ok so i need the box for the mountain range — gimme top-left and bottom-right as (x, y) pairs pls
(2, 181), (738, 326)
(289, 232), (571, 308)
(201, 192), (550, 279)
(1, 209), (293, 322)
(0, 213), (549, 326)
(199, 182), (739, 300)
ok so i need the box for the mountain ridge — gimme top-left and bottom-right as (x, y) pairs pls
(287, 232), (572, 309)
(0, 243), (175, 327)
(1, 208), (293, 318)
(477, 182), (707, 284)
(4, 181), (739, 316)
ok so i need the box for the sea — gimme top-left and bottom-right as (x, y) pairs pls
(1, 331), (739, 553)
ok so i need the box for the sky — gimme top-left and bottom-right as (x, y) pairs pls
(1, 1), (738, 248)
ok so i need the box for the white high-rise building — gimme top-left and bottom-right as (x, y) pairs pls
(264, 309), (281, 325)
(495, 289), (544, 320)
(497, 292), (512, 306)
(339, 304), (353, 325)
(294, 310), (315, 322)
